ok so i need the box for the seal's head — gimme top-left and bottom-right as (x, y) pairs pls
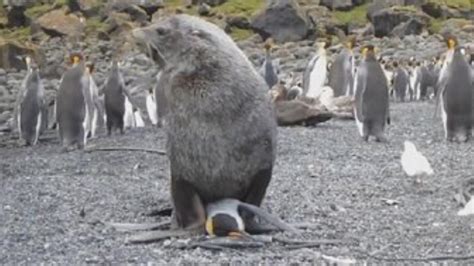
(132, 14), (242, 70)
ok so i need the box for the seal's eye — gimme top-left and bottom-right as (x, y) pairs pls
(156, 27), (167, 35)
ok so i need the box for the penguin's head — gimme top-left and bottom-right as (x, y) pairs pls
(445, 35), (458, 50)
(264, 38), (275, 52)
(205, 212), (244, 237)
(361, 45), (376, 59)
(392, 61), (399, 68)
(345, 36), (356, 50)
(69, 53), (83, 66)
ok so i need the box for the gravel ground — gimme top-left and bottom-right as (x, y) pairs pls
(1, 101), (474, 264)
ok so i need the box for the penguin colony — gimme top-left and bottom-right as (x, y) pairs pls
(11, 14), (474, 239)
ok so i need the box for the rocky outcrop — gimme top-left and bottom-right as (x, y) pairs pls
(251, 0), (310, 43)
(34, 9), (85, 38)
(372, 6), (429, 37)
(106, 2), (150, 23)
(320, 0), (353, 11)
(390, 18), (425, 38)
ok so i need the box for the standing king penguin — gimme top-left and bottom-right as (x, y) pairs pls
(354, 45), (390, 142)
(85, 63), (104, 138)
(17, 56), (47, 145)
(103, 60), (131, 135)
(56, 54), (90, 150)
(438, 36), (473, 142)
(328, 36), (355, 96)
(303, 41), (329, 98)
(393, 61), (410, 102)
(259, 38), (279, 89)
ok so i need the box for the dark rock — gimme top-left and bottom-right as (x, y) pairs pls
(107, 2), (150, 23)
(108, 0), (164, 17)
(197, 3), (211, 16)
(371, 7), (429, 37)
(6, 5), (30, 27)
(251, 0), (310, 43)
(390, 18), (425, 38)
(226, 16), (251, 29)
(320, 0), (353, 11)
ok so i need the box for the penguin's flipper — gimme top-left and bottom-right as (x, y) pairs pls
(237, 202), (299, 234)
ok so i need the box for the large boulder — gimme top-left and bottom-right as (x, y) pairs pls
(371, 6), (429, 37)
(390, 18), (425, 38)
(34, 9), (85, 38)
(251, 0), (310, 43)
(0, 38), (40, 70)
(107, 0), (164, 17)
(320, 0), (354, 11)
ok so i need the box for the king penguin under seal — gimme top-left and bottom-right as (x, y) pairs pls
(438, 36), (473, 142)
(354, 45), (390, 142)
(17, 56), (47, 145)
(132, 14), (277, 236)
(56, 55), (90, 150)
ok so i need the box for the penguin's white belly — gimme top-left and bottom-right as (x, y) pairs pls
(33, 112), (42, 145)
(134, 111), (145, 127)
(90, 108), (98, 138)
(146, 94), (158, 125)
(441, 94), (448, 139)
(123, 97), (135, 128)
(306, 58), (327, 98)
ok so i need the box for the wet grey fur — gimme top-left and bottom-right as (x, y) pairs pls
(134, 14), (277, 229)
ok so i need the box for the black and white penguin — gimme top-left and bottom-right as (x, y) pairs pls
(56, 54), (90, 150)
(85, 62), (103, 138)
(259, 38), (279, 89)
(205, 198), (297, 237)
(17, 56), (47, 145)
(438, 37), (473, 142)
(328, 37), (355, 96)
(409, 59), (422, 101)
(103, 60), (131, 135)
(303, 41), (329, 98)
(354, 45), (390, 142)
(392, 61), (410, 102)
(146, 87), (158, 125)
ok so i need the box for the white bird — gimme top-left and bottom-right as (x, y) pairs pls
(401, 141), (433, 183)
(457, 197), (474, 216)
